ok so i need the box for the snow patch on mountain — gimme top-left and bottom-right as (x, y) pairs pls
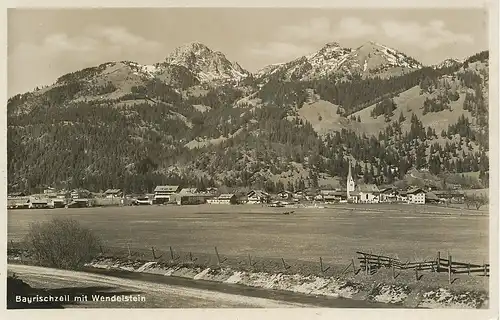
(256, 41), (422, 82)
(162, 42), (250, 83)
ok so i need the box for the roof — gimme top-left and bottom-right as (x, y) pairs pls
(8, 192), (26, 197)
(320, 189), (337, 195)
(71, 189), (90, 194)
(247, 190), (269, 198)
(154, 185), (180, 192)
(379, 187), (397, 194)
(407, 188), (426, 194)
(425, 192), (439, 201)
(218, 194), (235, 199)
(179, 188), (198, 194)
(350, 191), (361, 196)
(104, 189), (121, 194)
(358, 184), (380, 193)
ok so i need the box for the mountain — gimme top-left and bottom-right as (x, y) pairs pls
(6, 41), (490, 194)
(256, 41), (422, 82)
(433, 58), (464, 70)
(160, 42), (250, 83)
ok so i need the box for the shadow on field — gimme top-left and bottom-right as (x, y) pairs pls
(7, 276), (142, 309)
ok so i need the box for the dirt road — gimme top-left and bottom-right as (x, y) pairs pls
(8, 264), (312, 308)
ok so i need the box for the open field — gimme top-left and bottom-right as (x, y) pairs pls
(8, 204), (489, 267)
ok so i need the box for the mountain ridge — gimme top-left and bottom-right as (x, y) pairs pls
(6, 41), (490, 193)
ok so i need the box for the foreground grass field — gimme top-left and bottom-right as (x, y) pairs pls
(8, 204), (489, 267)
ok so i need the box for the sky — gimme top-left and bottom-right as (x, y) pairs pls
(7, 7), (489, 97)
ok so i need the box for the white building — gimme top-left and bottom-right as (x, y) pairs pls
(153, 185), (180, 203)
(407, 188), (426, 204)
(207, 194), (237, 205)
(358, 184), (380, 203)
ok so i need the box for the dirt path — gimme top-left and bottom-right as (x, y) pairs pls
(8, 264), (312, 308)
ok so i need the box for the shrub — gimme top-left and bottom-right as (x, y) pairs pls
(24, 218), (101, 270)
(464, 193), (489, 210)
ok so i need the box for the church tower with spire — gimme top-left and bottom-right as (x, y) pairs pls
(347, 159), (356, 199)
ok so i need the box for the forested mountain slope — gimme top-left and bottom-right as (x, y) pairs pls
(7, 41), (489, 193)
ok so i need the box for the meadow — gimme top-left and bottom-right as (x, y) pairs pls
(7, 204), (489, 268)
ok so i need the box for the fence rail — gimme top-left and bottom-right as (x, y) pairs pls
(7, 241), (489, 284)
(356, 251), (489, 282)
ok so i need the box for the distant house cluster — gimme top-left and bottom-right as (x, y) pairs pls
(8, 165), (467, 209)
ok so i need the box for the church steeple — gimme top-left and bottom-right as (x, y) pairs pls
(347, 159), (355, 198)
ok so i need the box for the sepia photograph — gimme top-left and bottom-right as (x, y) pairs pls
(3, 1), (498, 317)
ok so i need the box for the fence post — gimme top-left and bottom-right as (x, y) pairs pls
(320, 257), (323, 273)
(448, 254), (452, 285)
(189, 252), (193, 262)
(10, 240), (14, 249)
(352, 258), (356, 276)
(467, 263), (470, 275)
(364, 254), (368, 275)
(391, 259), (395, 279)
(151, 247), (156, 259)
(281, 258), (287, 271)
(248, 254), (252, 266)
(483, 264), (487, 277)
(127, 243), (131, 258)
(215, 247), (221, 265)
(378, 256), (381, 269)
(437, 251), (440, 273)
(169, 246), (174, 260)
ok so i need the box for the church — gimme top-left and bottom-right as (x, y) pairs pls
(346, 160), (380, 204)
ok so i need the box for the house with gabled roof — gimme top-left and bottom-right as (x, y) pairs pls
(153, 185), (181, 204)
(247, 190), (270, 204)
(358, 184), (380, 203)
(104, 189), (123, 198)
(207, 194), (237, 205)
(379, 187), (399, 203)
(406, 188), (426, 204)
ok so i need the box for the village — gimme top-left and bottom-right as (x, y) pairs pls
(7, 164), (466, 209)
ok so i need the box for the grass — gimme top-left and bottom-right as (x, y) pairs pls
(8, 204), (489, 266)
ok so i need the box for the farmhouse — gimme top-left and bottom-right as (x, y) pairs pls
(278, 191), (293, 200)
(207, 194), (237, 205)
(50, 198), (66, 208)
(349, 191), (360, 203)
(8, 192), (26, 197)
(247, 190), (270, 204)
(206, 187), (218, 194)
(71, 189), (91, 199)
(407, 188), (426, 204)
(379, 187), (399, 203)
(7, 196), (30, 209)
(398, 191), (408, 202)
(135, 195), (153, 205)
(434, 190), (465, 203)
(174, 188), (213, 205)
(334, 191), (348, 201)
(104, 189), (123, 198)
(43, 187), (56, 194)
(357, 184), (380, 203)
(179, 188), (198, 194)
(29, 197), (50, 209)
(425, 191), (440, 204)
(320, 189), (337, 196)
(153, 185), (181, 204)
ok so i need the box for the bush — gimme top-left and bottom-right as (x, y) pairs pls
(464, 193), (489, 210)
(24, 218), (101, 270)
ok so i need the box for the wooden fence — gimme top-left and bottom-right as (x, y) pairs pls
(356, 251), (489, 283)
